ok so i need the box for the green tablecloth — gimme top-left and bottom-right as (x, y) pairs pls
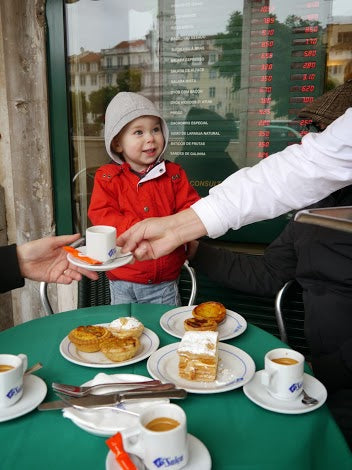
(0, 304), (351, 470)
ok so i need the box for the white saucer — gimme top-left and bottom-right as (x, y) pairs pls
(0, 375), (47, 422)
(63, 373), (169, 437)
(67, 246), (133, 272)
(105, 434), (211, 470)
(243, 371), (327, 414)
(147, 342), (255, 394)
(60, 325), (159, 368)
(160, 305), (247, 341)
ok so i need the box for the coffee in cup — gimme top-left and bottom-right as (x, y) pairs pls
(261, 348), (304, 401)
(0, 365), (15, 373)
(121, 403), (188, 470)
(145, 417), (180, 432)
(0, 354), (28, 408)
(86, 225), (117, 263)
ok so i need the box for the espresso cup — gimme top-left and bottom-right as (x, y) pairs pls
(86, 225), (117, 263)
(0, 353), (28, 408)
(121, 403), (189, 470)
(261, 348), (304, 401)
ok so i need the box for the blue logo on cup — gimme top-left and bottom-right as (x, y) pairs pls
(6, 384), (23, 399)
(108, 247), (117, 258)
(289, 381), (303, 393)
(153, 455), (184, 468)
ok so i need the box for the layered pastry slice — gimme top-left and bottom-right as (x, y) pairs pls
(177, 331), (219, 382)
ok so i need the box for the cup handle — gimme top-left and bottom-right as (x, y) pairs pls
(261, 370), (271, 387)
(120, 426), (144, 460)
(18, 354), (28, 374)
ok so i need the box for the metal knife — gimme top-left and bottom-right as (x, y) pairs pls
(38, 388), (187, 411)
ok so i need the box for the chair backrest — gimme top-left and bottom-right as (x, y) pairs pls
(274, 280), (311, 359)
(40, 258), (197, 314)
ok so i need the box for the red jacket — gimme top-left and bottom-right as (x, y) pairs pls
(88, 161), (200, 283)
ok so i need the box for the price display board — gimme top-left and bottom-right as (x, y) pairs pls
(159, 0), (331, 242)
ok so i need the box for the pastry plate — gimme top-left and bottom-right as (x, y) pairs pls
(160, 305), (247, 341)
(106, 434), (211, 470)
(243, 371), (327, 414)
(60, 325), (159, 368)
(147, 342), (255, 394)
(67, 246), (133, 272)
(63, 373), (170, 437)
(0, 375), (47, 423)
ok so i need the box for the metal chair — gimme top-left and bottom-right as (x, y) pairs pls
(39, 238), (197, 314)
(274, 279), (310, 359)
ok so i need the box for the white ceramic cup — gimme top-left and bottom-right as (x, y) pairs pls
(261, 348), (304, 401)
(85, 225), (117, 263)
(121, 403), (189, 470)
(0, 353), (28, 408)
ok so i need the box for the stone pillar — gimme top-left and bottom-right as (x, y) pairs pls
(0, 0), (60, 325)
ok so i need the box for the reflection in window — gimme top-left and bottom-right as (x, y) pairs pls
(64, 0), (352, 233)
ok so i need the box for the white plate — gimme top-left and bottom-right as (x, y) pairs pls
(63, 373), (169, 437)
(147, 342), (255, 394)
(105, 434), (211, 470)
(0, 375), (47, 422)
(243, 371), (327, 414)
(67, 246), (133, 272)
(60, 325), (159, 368)
(160, 306), (247, 341)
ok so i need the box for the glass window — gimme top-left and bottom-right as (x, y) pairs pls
(63, 0), (352, 241)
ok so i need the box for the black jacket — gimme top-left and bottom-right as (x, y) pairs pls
(0, 244), (25, 293)
(191, 186), (352, 393)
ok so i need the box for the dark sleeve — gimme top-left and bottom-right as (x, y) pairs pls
(0, 244), (25, 293)
(190, 221), (298, 297)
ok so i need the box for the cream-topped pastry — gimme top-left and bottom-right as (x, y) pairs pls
(108, 316), (144, 339)
(177, 331), (219, 382)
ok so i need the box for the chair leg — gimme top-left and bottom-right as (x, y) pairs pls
(274, 280), (294, 344)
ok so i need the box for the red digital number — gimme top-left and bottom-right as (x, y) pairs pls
(260, 97), (272, 104)
(259, 86), (272, 93)
(305, 26), (318, 33)
(301, 85), (315, 92)
(260, 75), (273, 82)
(258, 130), (270, 137)
(261, 29), (275, 36)
(261, 40), (274, 47)
(261, 52), (273, 59)
(261, 63), (273, 70)
(258, 141), (270, 148)
(304, 50), (317, 57)
(263, 17), (275, 24)
(257, 152), (269, 159)
(303, 62), (316, 69)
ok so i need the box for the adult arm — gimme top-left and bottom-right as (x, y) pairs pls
(0, 234), (98, 293)
(118, 108), (352, 259)
(193, 108), (352, 238)
(0, 244), (24, 293)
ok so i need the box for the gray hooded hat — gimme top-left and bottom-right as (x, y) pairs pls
(104, 92), (169, 164)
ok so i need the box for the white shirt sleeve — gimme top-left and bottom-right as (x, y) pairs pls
(191, 107), (352, 238)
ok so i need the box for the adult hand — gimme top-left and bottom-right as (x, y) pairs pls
(117, 209), (207, 260)
(17, 234), (99, 284)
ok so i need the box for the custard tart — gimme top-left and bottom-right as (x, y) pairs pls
(108, 316), (144, 339)
(192, 301), (226, 324)
(184, 317), (218, 332)
(100, 336), (140, 362)
(68, 325), (112, 352)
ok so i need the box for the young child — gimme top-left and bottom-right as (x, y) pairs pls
(88, 92), (200, 305)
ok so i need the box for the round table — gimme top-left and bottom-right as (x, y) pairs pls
(0, 303), (351, 470)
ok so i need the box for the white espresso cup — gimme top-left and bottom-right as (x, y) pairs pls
(121, 403), (189, 470)
(86, 225), (117, 263)
(0, 353), (28, 408)
(261, 348), (304, 401)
